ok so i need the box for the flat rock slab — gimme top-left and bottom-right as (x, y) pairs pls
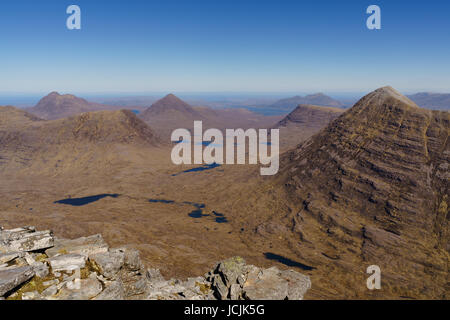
(45, 234), (108, 258)
(0, 228), (54, 253)
(48, 254), (86, 272)
(0, 266), (35, 296)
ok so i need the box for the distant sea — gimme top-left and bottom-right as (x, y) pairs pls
(0, 95), (41, 108)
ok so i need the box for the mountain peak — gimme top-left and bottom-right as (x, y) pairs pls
(158, 93), (186, 105)
(365, 86), (419, 108)
(142, 93), (198, 117)
(29, 92), (94, 120)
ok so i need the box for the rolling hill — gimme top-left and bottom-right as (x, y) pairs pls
(27, 92), (126, 120)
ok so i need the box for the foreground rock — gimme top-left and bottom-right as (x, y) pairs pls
(1, 227), (53, 253)
(0, 266), (35, 296)
(0, 226), (311, 300)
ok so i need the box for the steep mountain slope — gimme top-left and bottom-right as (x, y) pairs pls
(408, 92), (450, 110)
(273, 86), (449, 298)
(28, 92), (123, 120)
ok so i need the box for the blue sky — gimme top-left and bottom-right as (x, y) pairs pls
(0, 0), (449, 95)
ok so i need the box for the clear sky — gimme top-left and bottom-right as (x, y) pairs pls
(1, 0), (449, 94)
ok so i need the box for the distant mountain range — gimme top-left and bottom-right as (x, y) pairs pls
(407, 92), (450, 110)
(268, 93), (344, 110)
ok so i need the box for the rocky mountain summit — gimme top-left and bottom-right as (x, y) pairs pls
(277, 86), (449, 298)
(0, 226), (311, 300)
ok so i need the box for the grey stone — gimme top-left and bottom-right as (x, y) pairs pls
(123, 275), (147, 298)
(212, 274), (229, 299)
(45, 234), (108, 258)
(117, 247), (142, 271)
(280, 269), (311, 300)
(94, 280), (125, 300)
(0, 228), (54, 253)
(55, 277), (103, 300)
(0, 266), (35, 296)
(216, 256), (246, 288)
(48, 254), (86, 272)
(230, 283), (242, 300)
(42, 285), (58, 297)
(89, 250), (125, 279)
(32, 262), (49, 278)
(241, 266), (311, 300)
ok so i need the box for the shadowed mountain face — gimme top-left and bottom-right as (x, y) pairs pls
(276, 86), (449, 298)
(268, 93), (343, 112)
(408, 92), (450, 110)
(28, 92), (123, 120)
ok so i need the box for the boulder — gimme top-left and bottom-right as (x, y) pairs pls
(0, 266), (35, 296)
(216, 256), (246, 287)
(242, 266), (311, 300)
(89, 249), (125, 280)
(242, 267), (289, 300)
(280, 269), (311, 300)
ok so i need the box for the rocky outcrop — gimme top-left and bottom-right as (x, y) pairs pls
(205, 256), (311, 300)
(0, 226), (311, 300)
